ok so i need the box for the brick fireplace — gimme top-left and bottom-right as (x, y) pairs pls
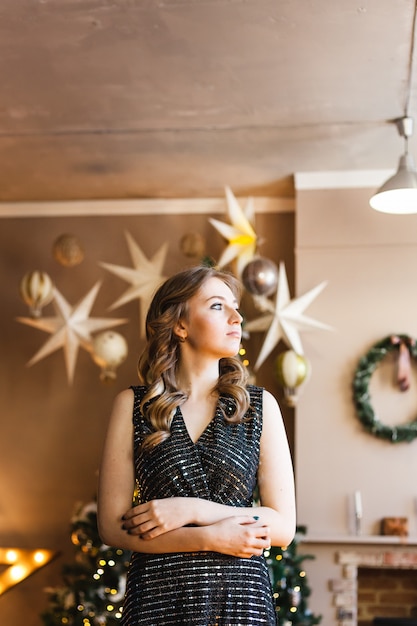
(331, 550), (417, 626)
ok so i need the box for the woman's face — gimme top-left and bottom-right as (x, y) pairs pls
(180, 277), (243, 358)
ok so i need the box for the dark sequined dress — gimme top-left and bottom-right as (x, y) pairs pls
(121, 384), (277, 626)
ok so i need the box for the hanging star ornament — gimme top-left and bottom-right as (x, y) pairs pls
(245, 262), (333, 370)
(100, 232), (168, 337)
(17, 282), (127, 384)
(209, 186), (257, 276)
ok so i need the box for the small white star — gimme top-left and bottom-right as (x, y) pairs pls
(17, 282), (127, 384)
(100, 232), (168, 337)
(245, 262), (332, 370)
(209, 186), (257, 276)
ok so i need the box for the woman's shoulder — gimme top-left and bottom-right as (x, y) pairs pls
(130, 384), (148, 392)
(246, 383), (264, 402)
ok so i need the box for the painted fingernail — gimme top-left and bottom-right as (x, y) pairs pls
(253, 515), (259, 520)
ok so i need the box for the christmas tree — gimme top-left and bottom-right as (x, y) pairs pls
(41, 501), (131, 626)
(265, 525), (322, 625)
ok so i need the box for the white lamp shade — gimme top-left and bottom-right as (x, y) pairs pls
(370, 154), (417, 214)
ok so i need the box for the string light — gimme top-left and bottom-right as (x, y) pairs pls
(0, 548), (55, 595)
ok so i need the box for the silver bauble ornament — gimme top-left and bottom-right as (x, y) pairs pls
(242, 257), (278, 296)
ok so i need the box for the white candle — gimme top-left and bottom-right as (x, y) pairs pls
(354, 490), (362, 518)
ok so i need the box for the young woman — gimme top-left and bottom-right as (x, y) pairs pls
(97, 265), (296, 625)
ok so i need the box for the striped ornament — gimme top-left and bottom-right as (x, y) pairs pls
(19, 271), (54, 317)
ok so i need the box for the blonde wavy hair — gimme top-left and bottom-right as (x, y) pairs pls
(137, 265), (251, 449)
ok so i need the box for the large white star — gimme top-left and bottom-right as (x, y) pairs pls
(17, 282), (127, 384)
(209, 186), (257, 276)
(245, 262), (333, 370)
(100, 232), (168, 337)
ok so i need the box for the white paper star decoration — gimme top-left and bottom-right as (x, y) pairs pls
(209, 186), (257, 276)
(100, 232), (168, 337)
(17, 282), (127, 384)
(245, 262), (333, 370)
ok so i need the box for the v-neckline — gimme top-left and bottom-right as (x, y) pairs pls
(177, 405), (219, 446)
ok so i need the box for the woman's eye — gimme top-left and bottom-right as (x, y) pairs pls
(211, 302), (223, 310)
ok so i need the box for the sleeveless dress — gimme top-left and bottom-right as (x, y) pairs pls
(121, 384), (277, 626)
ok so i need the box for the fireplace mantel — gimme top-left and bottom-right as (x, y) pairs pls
(301, 535), (417, 546)
(299, 537), (417, 626)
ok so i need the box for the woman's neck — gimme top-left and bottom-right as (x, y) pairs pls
(176, 360), (219, 400)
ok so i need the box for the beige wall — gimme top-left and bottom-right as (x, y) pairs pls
(295, 177), (417, 623)
(0, 202), (294, 625)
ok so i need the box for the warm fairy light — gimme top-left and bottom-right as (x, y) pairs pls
(0, 547), (56, 595)
(275, 554), (283, 561)
(98, 559), (106, 566)
(299, 570), (306, 577)
(10, 565), (27, 581)
(239, 347), (246, 356)
(290, 606), (297, 613)
(34, 550), (48, 564)
(108, 559), (115, 566)
(294, 585), (300, 592)
(107, 604), (115, 611)
(5, 550), (18, 563)
(115, 611), (123, 618)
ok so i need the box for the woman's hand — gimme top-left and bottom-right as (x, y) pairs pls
(204, 516), (270, 559)
(121, 497), (196, 540)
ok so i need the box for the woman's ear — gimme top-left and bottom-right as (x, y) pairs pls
(174, 320), (188, 342)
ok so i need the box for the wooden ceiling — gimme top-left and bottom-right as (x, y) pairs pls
(1, 0), (416, 205)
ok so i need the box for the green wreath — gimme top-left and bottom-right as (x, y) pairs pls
(353, 334), (417, 443)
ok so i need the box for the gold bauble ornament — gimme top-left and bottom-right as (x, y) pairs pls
(92, 330), (128, 383)
(53, 234), (84, 267)
(276, 350), (310, 407)
(19, 270), (54, 317)
(179, 232), (206, 258)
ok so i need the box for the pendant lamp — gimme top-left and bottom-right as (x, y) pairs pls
(370, 117), (417, 214)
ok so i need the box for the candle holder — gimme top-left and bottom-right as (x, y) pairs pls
(354, 511), (362, 536)
(353, 490), (362, 535)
